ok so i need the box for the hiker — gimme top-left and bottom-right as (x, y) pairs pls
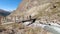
(29, 15), (31, 20)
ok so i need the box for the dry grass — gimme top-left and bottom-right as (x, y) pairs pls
(0, 23), (53, 34)
(22, 27), (42, 34)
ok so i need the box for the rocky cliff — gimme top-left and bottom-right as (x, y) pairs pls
(8, 0), (60, 23)
(16, 0), (60, 24)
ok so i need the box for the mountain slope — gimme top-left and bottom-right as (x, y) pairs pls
(8, 0), (60, 24)
(0, 9), (11, 16)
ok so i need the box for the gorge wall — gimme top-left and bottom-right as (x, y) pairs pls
(7, 0), (60, 24)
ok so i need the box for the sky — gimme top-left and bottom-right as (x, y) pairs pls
(0, 0), (22, 11)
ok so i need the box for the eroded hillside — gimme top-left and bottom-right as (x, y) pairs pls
(1, 0), (60, 34)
